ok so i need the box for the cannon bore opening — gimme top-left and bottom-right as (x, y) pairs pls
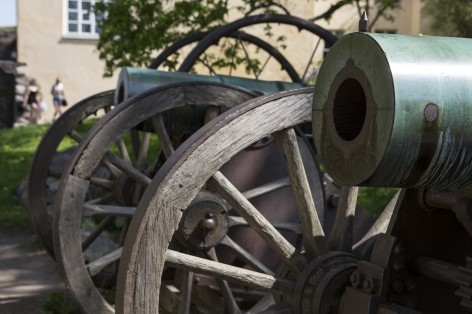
(332, 78), (367, 141)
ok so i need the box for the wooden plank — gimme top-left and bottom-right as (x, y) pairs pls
(166, 250), (294, 296)
(275, 128), (327, 258)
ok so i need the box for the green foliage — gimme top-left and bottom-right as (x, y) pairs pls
(94, 0), (293, 77)
(95, 0), (231, 76)
(422, 0), (472, 37)
(0, 124), (48, 231)
(95, 0), (402, 78)
(0, 119), (98, 231)
(311, 0), (401, 28)
(358, 187), (398, 216)
(41, 291), (81, 314)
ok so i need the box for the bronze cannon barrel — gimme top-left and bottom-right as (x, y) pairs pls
(115, 67), (304, 104)
(313, 32), (472, 189)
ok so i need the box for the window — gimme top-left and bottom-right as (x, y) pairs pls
(66, 0), (106, 39)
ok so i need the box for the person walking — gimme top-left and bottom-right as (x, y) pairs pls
(51, 78), (65, 120)
(23, 79), (40, 124)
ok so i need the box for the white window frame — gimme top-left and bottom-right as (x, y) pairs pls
(64, 0), (106, 40)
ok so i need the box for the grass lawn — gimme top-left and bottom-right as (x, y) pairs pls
(0, 123), (50, 231)
(0, 118), (97, 232)
(0, 119), (395, 233)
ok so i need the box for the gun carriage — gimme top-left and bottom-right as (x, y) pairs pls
(26, 13), (472, 314)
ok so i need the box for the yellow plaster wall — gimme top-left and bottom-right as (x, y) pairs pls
(17, 0), (118, 122)
(16, 0), (423, 123)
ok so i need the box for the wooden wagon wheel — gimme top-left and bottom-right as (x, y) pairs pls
(53, 82), (267, 313)
(149, 31), (301, 82)
(115, 88), (403, 313)
(178, 14), (338, 83)
(27, 90), (114, 256)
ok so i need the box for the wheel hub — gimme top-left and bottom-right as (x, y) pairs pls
(175, 191), (230, 250)
(112, 174), (145, 206)
(281, 252), (358, 313)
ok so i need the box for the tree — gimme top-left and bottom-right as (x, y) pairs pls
(422, 0), (472, 38)
(94, 0), (401, 77)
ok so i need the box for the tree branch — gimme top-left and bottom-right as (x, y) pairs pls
(309, 0), (353, 22)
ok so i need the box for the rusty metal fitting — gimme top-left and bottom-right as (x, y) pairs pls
(362, 277), (378, 294)
(392, 280), (404, 293)
(349, 270), (362, 288)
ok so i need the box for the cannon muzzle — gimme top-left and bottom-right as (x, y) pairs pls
(313, 32), (472, 189)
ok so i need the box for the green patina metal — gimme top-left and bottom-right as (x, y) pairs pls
(313, 32), (472, 189)
(115, 67), (305, 104)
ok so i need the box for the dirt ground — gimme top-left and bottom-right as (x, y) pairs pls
(0, 230), (67, 313)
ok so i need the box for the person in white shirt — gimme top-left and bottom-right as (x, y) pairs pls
(51, 78), (65, 120)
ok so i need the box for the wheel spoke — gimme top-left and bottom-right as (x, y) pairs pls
(47, 167), (62, 179)
(81, 215), (115, 251)
(165, 249), (294, 296)
(82, 204), (135, 217)
(328, 186), (359, 252)
(129, 129), (142, 159)
(242, 177), (291, 200)
(301, 37), (322, 82)
(353, 189), (405, 258)
(204, 105), (219, 124)
(89, 176), (114, 189)
(246, 294), (275, 313)
(135, 132), (151, 170)
(237, 37), (259, 79)
(274, 128), (327, 258)
(178, 269), (193, 314)
(115, 138), (131, 163)
(151, 114), (174, 158)
(211, 171), (306, 273)
(228, 216), (302, 234)
(68, 129), (82, 143)
(206, 248), (241, 314)
(220, 236), (274, 275)
(84, 193), (113, 205)
(103, 152), (151, 186)
(87, 247), (122, 277)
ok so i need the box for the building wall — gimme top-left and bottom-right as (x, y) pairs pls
(16, 0), (423, 123)
(17, 0), (118, 122)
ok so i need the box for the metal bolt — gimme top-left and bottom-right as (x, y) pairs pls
(393, 261), (404, 272)
(349, 271), (362, 288)
(199, 213), (216, 232)
(362, 277), (377, 294)
(406, 280), (416, 293)
(392, 280), (404, 293)
(327, 195), (340, 209)
(359, 11), (369, 32)
(424, 103), (439, 122)
(393, 243), (405, 255)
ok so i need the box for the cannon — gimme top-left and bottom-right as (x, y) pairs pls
(112, 32), (472, 314)
(28, 15), (385, 313)
(27, 13), (337, 258)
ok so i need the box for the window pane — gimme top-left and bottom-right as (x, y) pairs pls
(82, 1), (91, 11)
(69, 12), (78, 21)
(68, 1), (78, 9)
(82, 24), (91, 33)
(83, 13), (90, 21)
(68, 23), (78, 32)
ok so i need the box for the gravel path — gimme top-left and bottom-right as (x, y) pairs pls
(0, 231), (67, 313)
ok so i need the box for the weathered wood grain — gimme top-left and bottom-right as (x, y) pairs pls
(275, 128), (327, 258)
(117, 89), (316, 314)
